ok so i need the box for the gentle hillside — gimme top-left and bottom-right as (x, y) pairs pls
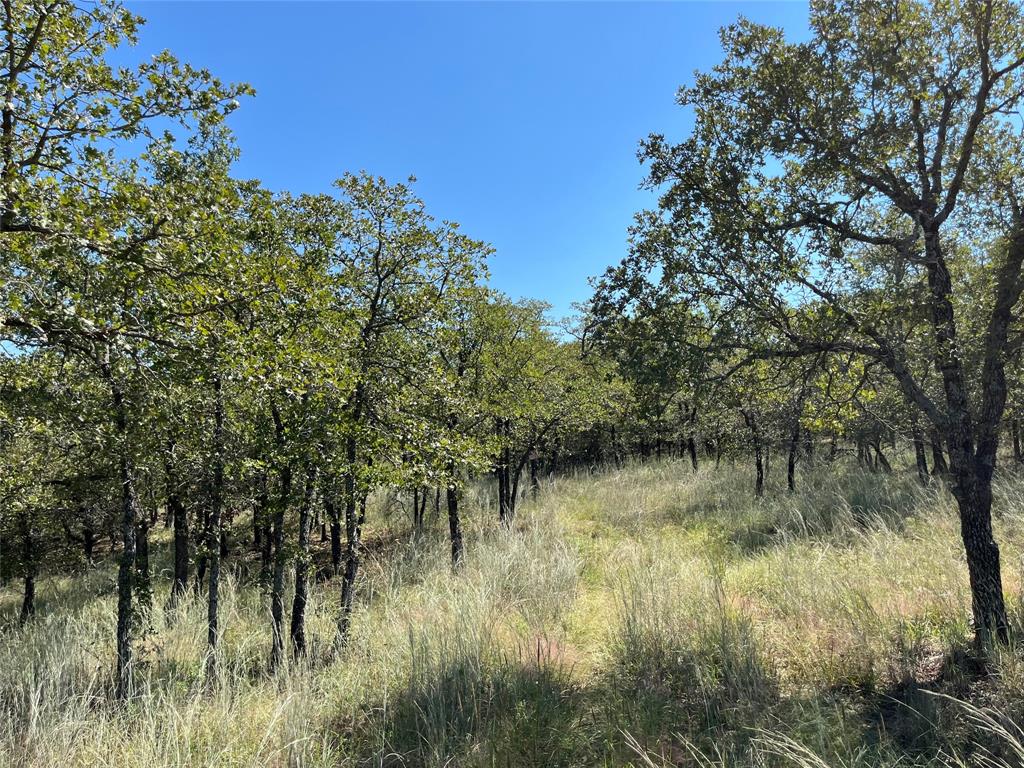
(4, 460), (1024, 767)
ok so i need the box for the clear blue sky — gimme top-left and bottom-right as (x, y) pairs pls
(126, 1), (809, 319)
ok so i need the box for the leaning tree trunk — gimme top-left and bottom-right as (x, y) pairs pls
(914, 434), (930, 484)
(871, 439), (893, 473)
(947, 440), (1008, 645)
(929, 428), (949, 476)
(290, 463), (318, 656)
(919, 220), (1015, 646)
(1013, 418), (1023, 464)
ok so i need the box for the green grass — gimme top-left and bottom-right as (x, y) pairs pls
(5, 458), (1024, 766)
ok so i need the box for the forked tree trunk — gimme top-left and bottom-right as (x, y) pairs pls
(871, 440), (892, 473)
(947, 437), (1008, 645)
(918, 221), (1015, 646)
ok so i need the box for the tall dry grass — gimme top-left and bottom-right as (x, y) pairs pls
(3, 457), (1024, 766)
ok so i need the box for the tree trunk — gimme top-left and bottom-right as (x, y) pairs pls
(167, 446), (189, 606)
(256, 476), (272, 589)
(336, 425), (365, 647)
(269, 405), (291, 671)
(447, 460), (464, 570)
(871, 439), (892, 473)
(687, 436), (698, 472)
(290, 463), (318, 657)
(18, 513), (34, 626)
(1013, 418), (1022, 464)
(206, 375), (225, 680)
(787, 419), (800, 493)
(911, 417), (930, 484)
(337, 483), (366, 647)
(948, 445), (1008, 645)
(412, 486), (424, 535)
(109, 374), (139, 700)
(930, 428), (949, 476)
(135, 519), (151, 613)
(194, 505), (211, 593)
(742, 410), (764, 498)
(82, 519), (95, 566)
(320, 481), (340, 576)
(497, 420), (513, 527)
(920, 222), (1010, 645)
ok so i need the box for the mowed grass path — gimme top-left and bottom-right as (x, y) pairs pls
(4, 459), (1024, 766)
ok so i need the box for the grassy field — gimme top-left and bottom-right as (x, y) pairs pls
(4, 459), (1024, 766)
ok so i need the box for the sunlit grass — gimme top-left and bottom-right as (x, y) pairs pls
(5, 457), (1024, 765)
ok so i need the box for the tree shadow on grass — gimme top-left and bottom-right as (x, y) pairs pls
(349, 641), (592, 768)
